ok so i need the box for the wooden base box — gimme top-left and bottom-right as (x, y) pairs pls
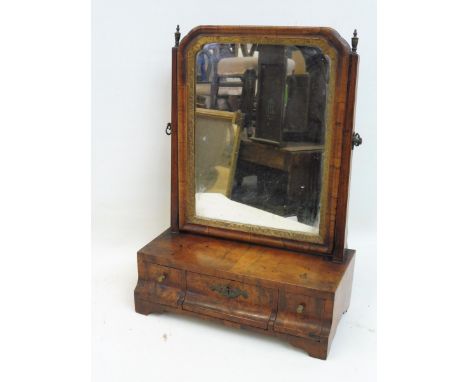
(134, 229), (355, 360)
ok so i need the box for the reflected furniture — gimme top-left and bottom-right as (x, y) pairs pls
(134, 25), (362, 359)
(235, 139), (323, 224)
(194, 108), (242, 197)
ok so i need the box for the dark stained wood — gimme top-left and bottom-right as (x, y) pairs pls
(283, 74), (310, 138)
(332, 52), (359, 262)
(134, 229), (355, 359)
(170, 46), (179, 232)
(176, 39), (187, 228)
(236, 139), (323, 223)
(254, 45), (287, 145)
(300, 46), (329, 145)
(239, 139), (323, 171)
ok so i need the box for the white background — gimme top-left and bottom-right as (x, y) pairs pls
(92, 0), (376, 381)
(2, 1), (468, 382)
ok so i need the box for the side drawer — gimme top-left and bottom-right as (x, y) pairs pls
(274, 292), (327, 338)
(135, 262), (184, 308)
(183, 272), (276, 329)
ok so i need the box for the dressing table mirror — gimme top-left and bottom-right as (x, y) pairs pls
(135, 25), (362, 359)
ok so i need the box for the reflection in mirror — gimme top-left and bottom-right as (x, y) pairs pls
(194, 42), (330, 235)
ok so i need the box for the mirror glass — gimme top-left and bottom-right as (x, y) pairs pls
(193, 42), (330, 235)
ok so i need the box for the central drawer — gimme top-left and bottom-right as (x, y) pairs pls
(183, 272), (276, 329)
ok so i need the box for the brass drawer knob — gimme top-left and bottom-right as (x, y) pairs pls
(157, 274), (166, 283)
(296, 304), (305, 314)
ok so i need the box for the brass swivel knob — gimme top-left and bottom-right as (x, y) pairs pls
(296, 304), (305, 314)
(352, 132), (362, 149)
(157, 274), (166, 283)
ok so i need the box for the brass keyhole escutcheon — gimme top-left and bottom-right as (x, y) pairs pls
(157, 274), (166, 283)
(210, 284), (249, 299)
(296, 304), (305, 314)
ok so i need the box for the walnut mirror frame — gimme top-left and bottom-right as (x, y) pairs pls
(173, 26), (359, 262)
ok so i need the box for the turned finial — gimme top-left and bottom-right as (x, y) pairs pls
(351, 29), (358, 52)
(174, 25), (181, 47)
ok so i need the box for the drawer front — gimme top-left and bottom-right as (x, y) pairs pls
(183, 272), (276, 329)
(274, 292), (326, 338)
(136, 263), (184, 308)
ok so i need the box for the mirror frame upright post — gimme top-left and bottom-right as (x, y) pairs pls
(170, 25), (181, 234)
